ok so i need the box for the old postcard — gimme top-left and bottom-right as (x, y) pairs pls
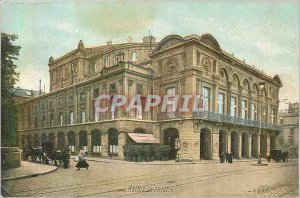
(1, 0), (299, 197)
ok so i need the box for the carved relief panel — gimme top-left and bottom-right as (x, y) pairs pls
(197, 52), (215, 73)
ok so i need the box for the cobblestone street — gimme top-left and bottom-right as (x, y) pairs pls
(2, 159), (298, 197)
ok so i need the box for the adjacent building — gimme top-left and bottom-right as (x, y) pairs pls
(279, 103), (299, 158)
(17, 34), (282, 161)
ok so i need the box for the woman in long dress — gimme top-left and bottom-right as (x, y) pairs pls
(75, 147), (89, 170)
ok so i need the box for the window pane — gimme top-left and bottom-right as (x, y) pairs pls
(230, 97), (236, 117)
(202, 87), (210, 111)
(218, 93), (224, 114)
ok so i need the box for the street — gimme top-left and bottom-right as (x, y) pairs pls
(2, 159), (298, 197)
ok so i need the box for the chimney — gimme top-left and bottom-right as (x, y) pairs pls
(39, 80), (42, 95)
(127, 36), (132, 43)
(107, 38), (112, 45)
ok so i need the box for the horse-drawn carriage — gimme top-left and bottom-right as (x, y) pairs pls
(21, 141), (70, 168)
(269, 149), (289, 162)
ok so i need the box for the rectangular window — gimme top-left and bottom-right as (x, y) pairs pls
(251, 103), (254, 120)
(271, 108), (276, 124)
(59, 97), (63, 107)
(114, 55), (120, 64)
(131, 52), (137, 62)
(110, 83), (116, 94)
(34, 117), (38, 128)
(69, 95), (74, 106)
(241, 100), (247, 119)
(134, 99), (143, 119)
(49, 100), (53, 109)
(80, 92), (85, 101)
(94, 88), (99, 98)
(41, 103), (45, 111)
(136, 83), (143, 95)
(230, 96), (236, 117)
(81, 110), (86, 123)
(202, 87), (210, 112)
(218, 93), (224, 114)
(59, 113), (63, 125)
(50, 114), (54, 126)
(166, 87), (176, 118)
(70, 111), (74, 124)
(104, 57), (108, 67)
(91, 62), (96, 73)
(42, 115), (45, 127)
(72, 62), (78, 73)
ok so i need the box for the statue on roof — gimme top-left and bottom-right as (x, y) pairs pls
(49, 56), (54, 64)
(77, 40), (84, 50)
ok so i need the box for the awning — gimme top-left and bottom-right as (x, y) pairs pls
(127, 133), (159, 144)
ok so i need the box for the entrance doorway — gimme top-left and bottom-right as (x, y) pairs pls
(163, 128), (179, 160)
(241, 132), (248, 158)
(200, 128), (211, 160)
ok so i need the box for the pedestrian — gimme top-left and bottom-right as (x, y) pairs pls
(75, 147), (89, 170)
(61, 149), (70, 169)
(226, 152), (229, 163)
(228, 153), (233, 163)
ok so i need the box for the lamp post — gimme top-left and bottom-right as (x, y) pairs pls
(258, 82), (265, 164)
(174, 138), (180, 162)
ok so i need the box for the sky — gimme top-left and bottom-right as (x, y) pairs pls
(1, 0), (299, 110)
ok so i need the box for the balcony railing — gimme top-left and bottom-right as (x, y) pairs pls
(192, 111), (282, 131)
(156, 111), (282, 131)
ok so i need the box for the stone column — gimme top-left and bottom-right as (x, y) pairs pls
(118, 132), (125, 160)
(53, 134), (58, 150)
(192, 46), (197, 66)
(257, 133), (261, 156)
(227, 133), (231, 153)
(75, 134), (79, 151)
(248, 133), (252, 158)
(212, 133), (219, 160)
(101, 133), (108, 157)
(87, 133), (92, 154)
(267, 132), (270, 155)
(64, 134), (68, 149)
(238, 133), (242, 158)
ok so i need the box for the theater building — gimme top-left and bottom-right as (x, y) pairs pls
(17, 34), (282, 161)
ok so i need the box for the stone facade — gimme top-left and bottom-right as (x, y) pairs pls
(17, 34), (282, 161)
(278, 103), (299, 158)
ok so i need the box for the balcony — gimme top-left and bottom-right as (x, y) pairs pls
(192, 111), (282, 131)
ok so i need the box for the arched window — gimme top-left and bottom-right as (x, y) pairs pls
(108, 129), (119, 156)
(79, 131), (88, 152)
(41, 134), (47, 144)
(57, 132), (65, 150)
(68, 131), (75, 152)
(91, 130), (101, 153)
(34, 134), (39, 147)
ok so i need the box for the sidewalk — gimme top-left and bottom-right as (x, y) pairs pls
(1, 161), (58, 182)
(72, 155), (259, 165)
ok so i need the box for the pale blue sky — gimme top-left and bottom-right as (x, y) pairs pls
(1, 1), (299, 109)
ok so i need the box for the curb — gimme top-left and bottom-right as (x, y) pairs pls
(77, 156), (259, 165)
(1, 166), (58, 182)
